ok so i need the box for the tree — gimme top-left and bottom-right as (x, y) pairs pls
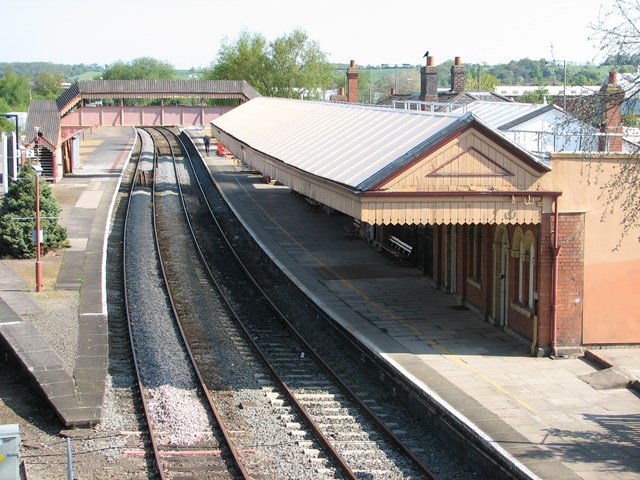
(0, 67), (30, 110)
(588, 0), (640, 241)
(464, 67), (499, 91)
(204, 29), (334, 99)
(517, 87), (551, 104)
(102, 57), (176, 80)
(0, 159), (68, 259)
(33, 71), (65, 99)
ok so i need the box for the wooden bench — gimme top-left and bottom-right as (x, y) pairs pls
(388, 235), (413, 261)
(344, 218), (361, 238)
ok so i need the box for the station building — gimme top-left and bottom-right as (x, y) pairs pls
(20, 60), (640, 356)
(211, 58), (640, 356)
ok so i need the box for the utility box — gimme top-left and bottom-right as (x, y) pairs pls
(0, 424), (20, 480)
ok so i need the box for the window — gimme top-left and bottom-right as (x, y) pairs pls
(523, 231), (536, 309)
(510, 228), (536, 316)
(467, 224), (482, 284)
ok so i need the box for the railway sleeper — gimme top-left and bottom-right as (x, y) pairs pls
(297, 401), (342, 408)
(295, 392), (340, 400)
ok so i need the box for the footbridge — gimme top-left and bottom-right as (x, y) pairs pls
(24, 79), (259, 180)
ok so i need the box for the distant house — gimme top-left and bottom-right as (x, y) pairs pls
(378, 56), (512, 109)
(494, 85), (597, 100)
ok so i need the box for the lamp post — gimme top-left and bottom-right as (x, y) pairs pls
(33, 127), (43, 293)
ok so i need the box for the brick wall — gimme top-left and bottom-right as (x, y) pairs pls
(555, 213), (585, 347)
(537, 213), (584, 352)
(450, 57), (465, 93)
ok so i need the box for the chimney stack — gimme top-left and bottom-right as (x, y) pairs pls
(420, 55), (438, 104)
(346, 60), (359, 103)
(450, 56), (464, 93)
(599, 71), (624, 152)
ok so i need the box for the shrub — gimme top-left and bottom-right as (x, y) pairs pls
(0, 159), (68, 258)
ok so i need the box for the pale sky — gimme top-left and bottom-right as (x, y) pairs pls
(6, 0), (610, 70)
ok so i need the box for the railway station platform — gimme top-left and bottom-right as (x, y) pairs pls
(0, 126), (638, 478)
(0, 126), (135, 427)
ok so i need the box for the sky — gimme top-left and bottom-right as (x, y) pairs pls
(4, 0), (612, 70)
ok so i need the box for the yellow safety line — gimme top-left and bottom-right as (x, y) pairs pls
(233, 177), (537, 414)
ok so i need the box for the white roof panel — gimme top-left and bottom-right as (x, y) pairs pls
(463, 101), (547, 129)
(212, 97), (463, 189)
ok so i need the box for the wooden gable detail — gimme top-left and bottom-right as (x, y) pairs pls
(379, 128), (544, 193)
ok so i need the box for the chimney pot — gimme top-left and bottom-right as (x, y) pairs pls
(350, 60), (355, 68)
(609, 71), (617, 84)
(391, 87), (396, 95)
(455, 56), (462, 65)
(427, 56), (434, 67)
(339, 87), (345, 96)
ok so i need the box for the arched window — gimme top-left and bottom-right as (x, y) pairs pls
(523, 231), (536, 309)
(511, 228), (524, 304)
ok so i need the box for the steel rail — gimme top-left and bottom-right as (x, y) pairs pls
(122, 129), (167, 480)
(180, 130), (439, 479)
(148, 127), (251, 479)
(160, 128), (360, 479)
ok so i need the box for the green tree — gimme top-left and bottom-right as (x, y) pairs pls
(204, 29), (334, 99)
(0, 159), (68, 259)
(102, 57), (176, 80)
(517, 87), (551, 104)
(33, 71), (65, 99)
(0, 67), (31, 110)
(587, 0), (640, 240)
(464, 67), (499, 91)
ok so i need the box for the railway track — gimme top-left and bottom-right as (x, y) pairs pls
(124, 128), (248, 479)
(147, 127), (441, 479)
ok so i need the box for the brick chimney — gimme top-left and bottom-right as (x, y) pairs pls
(599, 71), (624, 152)
(450, 56), (464, 93)
(420, 55), (438, 104)
(346, 60), (359, 103)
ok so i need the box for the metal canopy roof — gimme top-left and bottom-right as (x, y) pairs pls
(463, 101), (551, 130)
(214, 97), (462, 189)
(212, 97), (546, 191)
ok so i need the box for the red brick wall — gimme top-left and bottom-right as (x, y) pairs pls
(537, 215), (553, 348)
(536, 213), (584, 351)
(450, 57), (465, 93)
(555, 213), (585, 347)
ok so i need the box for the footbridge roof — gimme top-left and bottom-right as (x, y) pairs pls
(26, 80), (260, 150)
(56, 79), (260, 115)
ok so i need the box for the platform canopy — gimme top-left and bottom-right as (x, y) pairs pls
(212, 97), (558, 225)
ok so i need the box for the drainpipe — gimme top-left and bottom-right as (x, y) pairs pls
(551, 196), (562, 357)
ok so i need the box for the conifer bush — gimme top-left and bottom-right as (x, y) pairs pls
(0, 159), (68, 258)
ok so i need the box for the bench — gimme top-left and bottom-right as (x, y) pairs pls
(344, 218), (361, 238)
(389, 235), (412, 257)
(387, 235), (413, 262)
(305, 197), (321, 211)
